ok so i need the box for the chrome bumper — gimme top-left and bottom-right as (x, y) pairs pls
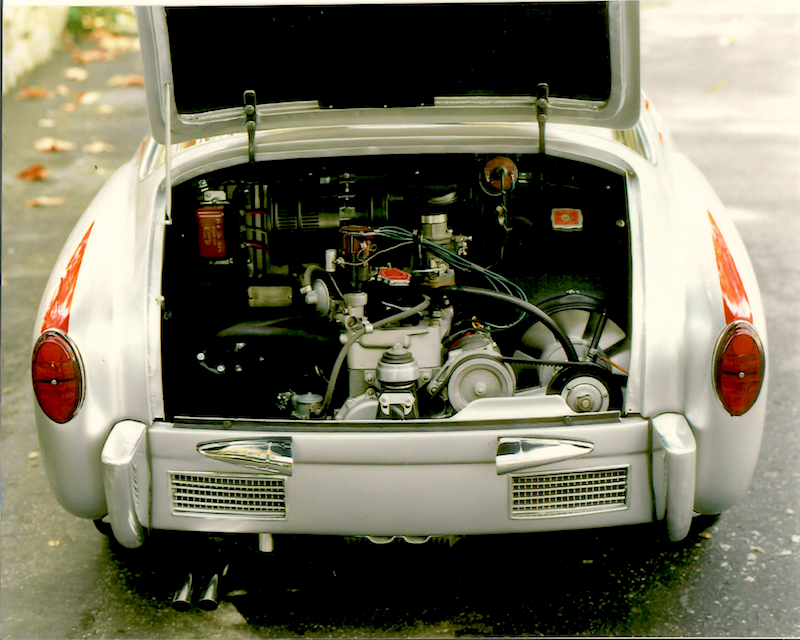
(101, 420), (149, 549)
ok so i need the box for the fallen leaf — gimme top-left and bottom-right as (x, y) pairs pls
(26, 196), (68, 207)
(62, 101), (80, 113)
(29, 460), (39, 468)
(777, 549), (793, 556)
(19, 86), (54, 99)
(28, 451), (40, 460)
(35, 137), (76, 152)
(89, 30), (140, 55)
(96, 104), (115, 115)
(705, 81), (727, 93)
(83, 27), (116, 42)
(108, 74), (145, 88)
(55, 84), (71, 97)
(48, 539), (61, 547)
(699, 532), (713, 539)
(82, 141), (114, 154)
(17, 164), (50, 182)
(38, 118), (57, 128)
(72, 48), (118, 64)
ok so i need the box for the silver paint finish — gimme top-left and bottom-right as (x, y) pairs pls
(144, 417), (653, 535)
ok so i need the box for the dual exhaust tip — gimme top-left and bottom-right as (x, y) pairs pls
(172, 566), (228, 612)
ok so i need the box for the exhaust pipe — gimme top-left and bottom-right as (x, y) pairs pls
(197, 565), (228, 612)
(171, 573), (193, 612)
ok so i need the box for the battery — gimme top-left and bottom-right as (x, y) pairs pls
(196, 207), (227, 258)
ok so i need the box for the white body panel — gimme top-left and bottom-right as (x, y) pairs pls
(33, 104), (767, 536)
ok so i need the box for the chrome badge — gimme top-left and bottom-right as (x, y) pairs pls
(197, 438), (292, 475)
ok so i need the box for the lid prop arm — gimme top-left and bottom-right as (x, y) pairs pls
(243, 90), (257, 164)
(535, 82), (550, 156)
(164, 82), (173, 225)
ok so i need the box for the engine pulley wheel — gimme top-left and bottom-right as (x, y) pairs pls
(447, 356), (516, 412)
(561, 375), (610, 413)
(546, 365), (615, 414)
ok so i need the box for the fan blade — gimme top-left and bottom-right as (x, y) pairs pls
(551, 309), (591, 340)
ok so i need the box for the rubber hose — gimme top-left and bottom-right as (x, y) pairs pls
(301, 264), (328, 288)
(447, 287), (579, 362)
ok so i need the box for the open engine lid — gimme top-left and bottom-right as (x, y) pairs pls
(136, 2), (640, 146)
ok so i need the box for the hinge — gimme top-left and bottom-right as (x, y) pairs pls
(535, 82), (550, 156)
(243, 90), (257, 164)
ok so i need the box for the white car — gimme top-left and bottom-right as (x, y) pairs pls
(32, 0), (767, 607)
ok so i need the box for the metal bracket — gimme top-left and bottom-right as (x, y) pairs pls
(164, 82), (173, 224)
(243, 90), (257, 164)
(535, 82), (550, 156)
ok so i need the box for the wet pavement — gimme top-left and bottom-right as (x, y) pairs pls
(2, 2), (799, 638)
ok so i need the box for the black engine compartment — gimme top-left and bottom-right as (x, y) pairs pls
(160, 153), (631, 421)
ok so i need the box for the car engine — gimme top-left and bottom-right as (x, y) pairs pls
(160, 153), (632, 421)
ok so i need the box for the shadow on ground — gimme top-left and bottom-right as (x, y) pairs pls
(101, 518), (717, 637)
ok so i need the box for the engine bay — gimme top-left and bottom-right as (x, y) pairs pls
(160, 153), (632, 421)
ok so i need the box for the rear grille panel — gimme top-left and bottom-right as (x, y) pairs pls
(510, 466), (629, 519)
(169, 472), (287, 519)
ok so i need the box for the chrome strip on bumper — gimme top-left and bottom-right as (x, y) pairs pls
(496, 437), (594, 475)
(101, 420), (149, 549)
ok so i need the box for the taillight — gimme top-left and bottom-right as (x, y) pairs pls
(713, 321), (765, 416)
(31, 330), (85, 423)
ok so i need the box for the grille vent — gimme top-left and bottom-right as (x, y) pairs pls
(510, 466), (629, 519)
(169, 472), (286, 519)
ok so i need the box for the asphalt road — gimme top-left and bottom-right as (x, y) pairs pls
(2, 2), (799, 638)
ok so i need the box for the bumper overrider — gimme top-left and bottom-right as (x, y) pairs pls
(101, 412), (696, 549)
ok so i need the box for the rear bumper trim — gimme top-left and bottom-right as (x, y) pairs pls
(101, 420), (149, 548)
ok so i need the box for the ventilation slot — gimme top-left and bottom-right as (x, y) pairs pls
(169, 472), (286, 519)
(510, 466), (629, 519)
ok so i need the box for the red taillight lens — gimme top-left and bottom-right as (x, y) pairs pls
(31, 331), (84, 423)
(713, 321), (765, 416)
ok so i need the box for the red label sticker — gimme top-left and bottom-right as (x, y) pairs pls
(551, 208), (583, 230)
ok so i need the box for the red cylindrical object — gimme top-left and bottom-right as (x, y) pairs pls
(196, 207), (227, 258)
